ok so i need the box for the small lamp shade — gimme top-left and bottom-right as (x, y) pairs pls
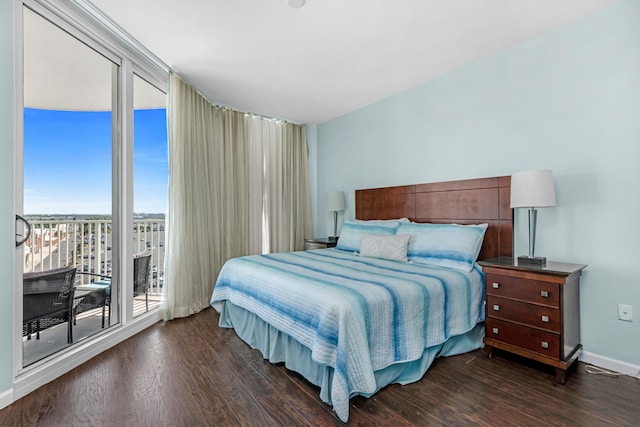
(510, 170), (557, 208)
(327, 191), (345, 212)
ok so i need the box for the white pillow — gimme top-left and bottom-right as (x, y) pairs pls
(359, 233), (412, 262)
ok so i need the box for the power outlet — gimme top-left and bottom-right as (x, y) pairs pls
(618, 304), (633, 322)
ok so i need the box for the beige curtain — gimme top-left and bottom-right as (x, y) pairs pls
(161, 73), (311, 320)
(265, 121), (313, 253)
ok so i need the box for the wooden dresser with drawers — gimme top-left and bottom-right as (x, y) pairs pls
(479, 257), (587, 384)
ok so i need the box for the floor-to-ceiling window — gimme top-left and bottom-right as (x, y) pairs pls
(132, 74), (168, 317)
(21, 6), (120, 366)
(17, 0), (167, 373)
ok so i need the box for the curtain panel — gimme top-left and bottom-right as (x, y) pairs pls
(161, 73), (311, 320)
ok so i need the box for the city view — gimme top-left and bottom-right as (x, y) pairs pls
(22, 105), (168, 282)
(23, 213), (166, 291)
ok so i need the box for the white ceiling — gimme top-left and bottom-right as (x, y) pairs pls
(82, 0), (619, 123)
(24, 7), (167, 111)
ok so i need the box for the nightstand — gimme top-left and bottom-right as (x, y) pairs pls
(304, 237), (338, 250)
(478, 257), (587, 384)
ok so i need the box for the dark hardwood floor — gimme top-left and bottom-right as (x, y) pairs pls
(1, 307), (638, 426)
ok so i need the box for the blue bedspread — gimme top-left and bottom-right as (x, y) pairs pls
(210, 249), (484, 422)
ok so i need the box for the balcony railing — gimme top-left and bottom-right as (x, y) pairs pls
(23, 218), (165, 296)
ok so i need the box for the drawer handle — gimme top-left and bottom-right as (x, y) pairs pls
(493, 305), (500, 312)
(540, 290), (549, 298)
(492, 327), (499, 335)
(541, 315), (550, 323)
(492, 282), (499, 289)
(541, 341), (549, 349)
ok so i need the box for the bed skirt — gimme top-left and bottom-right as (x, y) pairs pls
(216, 300), (484, 413)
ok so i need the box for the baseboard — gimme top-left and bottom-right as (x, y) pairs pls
(580, 351), (640, 378)
(0, 387), (14, 411)
(12, 312), (160, 402)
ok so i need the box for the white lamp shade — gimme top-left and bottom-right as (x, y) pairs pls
(327, 191), (345, 211)
(510, 170), (557, 208)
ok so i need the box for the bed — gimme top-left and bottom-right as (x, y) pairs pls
(211, 176), (513, 422)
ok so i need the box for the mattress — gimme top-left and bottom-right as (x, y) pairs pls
(211, 248), (485, 421)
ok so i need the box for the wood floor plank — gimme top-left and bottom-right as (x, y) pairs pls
(2, 308), (639, 426)
(150, 318), (245, 426)
(194, 317), (320, 426)
(426, 356), (557, 426)
(462, 350), (640, 426)
(190, 311), (308, 426)
(195, 312), (339, 425)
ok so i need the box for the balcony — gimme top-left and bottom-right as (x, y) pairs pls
(24, 218), (164, 292)
(22, 217), (165, 366)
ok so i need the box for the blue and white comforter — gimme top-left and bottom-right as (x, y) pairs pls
(210, 249), (484, 422)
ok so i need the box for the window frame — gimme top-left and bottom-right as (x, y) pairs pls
(13, 0), (168, 393)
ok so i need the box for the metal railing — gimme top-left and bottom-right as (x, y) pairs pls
(23, 218), (165, 295)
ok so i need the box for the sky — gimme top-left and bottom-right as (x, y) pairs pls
(23, 108), (168, 215)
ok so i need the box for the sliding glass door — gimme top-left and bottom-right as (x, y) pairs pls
(132, 74), (168, 317)
(21, 6), (119, 366)
(17, 1), (168, 374)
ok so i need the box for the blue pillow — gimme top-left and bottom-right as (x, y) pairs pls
(397, 222), (488, 272)
(336, 220), (400, 252)
(353, 218), (411, 224)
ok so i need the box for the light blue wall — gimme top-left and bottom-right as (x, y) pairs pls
(316, 0), (640, 367)
(0, 0), (15, 395)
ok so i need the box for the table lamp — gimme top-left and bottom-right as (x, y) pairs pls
(327, 191), (345, 241)
(510, 170), (556, 268)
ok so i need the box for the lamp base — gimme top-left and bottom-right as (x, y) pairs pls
(517, 255), (546, 268)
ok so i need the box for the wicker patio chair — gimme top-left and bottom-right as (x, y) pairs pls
(74, 272), (111, 329)
(133, 252), (152, 312)
(23, 266), (77, 344)
(74, 252), (151, 327)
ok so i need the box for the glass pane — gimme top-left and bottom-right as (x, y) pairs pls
(22, 8), (118, 366)
(133, 75), (167, 317)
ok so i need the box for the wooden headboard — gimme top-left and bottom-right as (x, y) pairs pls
(355, 176), (513, 261)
